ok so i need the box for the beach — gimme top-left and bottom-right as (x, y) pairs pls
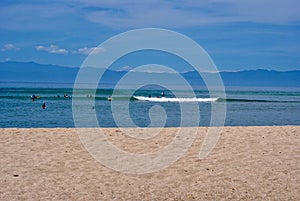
(0, 126), (299, 200)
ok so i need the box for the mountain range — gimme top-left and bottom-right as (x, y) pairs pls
(0, 61), (299, 87)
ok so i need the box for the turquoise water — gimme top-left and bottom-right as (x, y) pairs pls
(0, 85), (300, 127)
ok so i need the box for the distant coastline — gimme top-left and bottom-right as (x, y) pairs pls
(1, 61), (299, 88)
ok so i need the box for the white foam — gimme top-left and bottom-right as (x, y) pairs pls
(133, 96), (218, 102)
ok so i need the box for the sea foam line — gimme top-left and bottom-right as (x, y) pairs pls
(133, 96), (219, 102)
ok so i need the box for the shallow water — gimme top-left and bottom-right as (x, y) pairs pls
(0, 85), (299, 127)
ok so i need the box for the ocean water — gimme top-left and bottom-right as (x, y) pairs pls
(0, 84), (300, 128)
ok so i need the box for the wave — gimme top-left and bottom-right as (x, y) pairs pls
(133, 96), (300, 103)
(217, 98), (300, 103)
(133, 96), (219, 102)
(1, 94), (299, 103)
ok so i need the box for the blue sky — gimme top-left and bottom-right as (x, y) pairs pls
(0, 0), (300, 72)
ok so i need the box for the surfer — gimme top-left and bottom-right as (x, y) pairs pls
(31, 94), (36, 101)
(42, 102), (46, 109)
(161, 91), (165, 97)
(108, 96), (112, 101)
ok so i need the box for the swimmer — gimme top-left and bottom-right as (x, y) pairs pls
(42, 102), (46, 109)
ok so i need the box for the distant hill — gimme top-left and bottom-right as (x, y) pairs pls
(220, 69), (300, 87)
(0, 61), (299, 87)
(0, 61), (78, 83)
(182, 69), (300, 87)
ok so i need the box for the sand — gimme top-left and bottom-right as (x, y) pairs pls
(0, 126), (299, 200)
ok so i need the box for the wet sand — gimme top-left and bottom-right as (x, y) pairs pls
(0, 126), (299, 200)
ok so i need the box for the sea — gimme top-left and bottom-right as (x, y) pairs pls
(0, 82), (300, 128)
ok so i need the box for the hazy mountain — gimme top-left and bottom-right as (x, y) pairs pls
(0, 61), (299, 87)
(0, 61), (78, 83)
(220, 69), (300, 87)
(182, 69), (300, 87)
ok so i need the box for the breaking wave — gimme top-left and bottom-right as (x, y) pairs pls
(133, 96), (219, 102)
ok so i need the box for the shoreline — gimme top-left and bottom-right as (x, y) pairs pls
(1, 126), (299, 200)
(1, 124), (300, 128)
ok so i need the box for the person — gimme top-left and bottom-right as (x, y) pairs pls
(161, 91), (165, 97)
(31, 94), (36, 101)
(42, 102), (46, 109)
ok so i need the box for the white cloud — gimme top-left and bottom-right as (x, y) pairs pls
(119, 66), (133, 71)
(35, 45), (68, 54)
(76, 47), (105, 55)
(34, 45), (105, 56)
(1, 44), (20, 51)
(131, 64), (178, 74)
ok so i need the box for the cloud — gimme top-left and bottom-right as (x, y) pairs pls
(222, 0), (300, 24)
(35, 45), (68, 54)
(131, 64), (178, 74)
(1, 1), (299, 32)
(1, 44), (20, 51)
(34, 45), (105, 56)
(81, 0), (300, 28)
(76, 47), (106, 55)
(118, 66), (133, 71)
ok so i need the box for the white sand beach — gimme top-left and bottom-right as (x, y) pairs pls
(0, 126), (299, 200)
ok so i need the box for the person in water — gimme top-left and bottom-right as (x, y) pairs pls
(42, 102), (46, 109)
(31, 94), (36, 101)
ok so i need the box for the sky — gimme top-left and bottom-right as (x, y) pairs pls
(0, 0), (300, 72)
